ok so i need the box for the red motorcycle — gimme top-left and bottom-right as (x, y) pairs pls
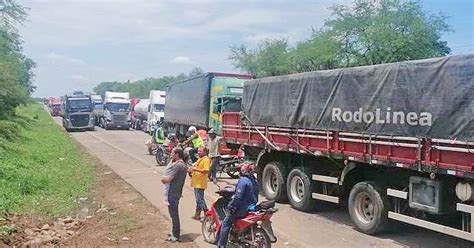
(201, 186), (278, 248)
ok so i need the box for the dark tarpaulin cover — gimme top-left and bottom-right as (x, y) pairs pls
(164, 74), (211, 127)
(242, 55), (474, 141)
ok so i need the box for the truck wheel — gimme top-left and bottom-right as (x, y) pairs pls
(261, 162), (287, 202)
(287, 168), (317, 212)
(348, 181), (389, 235)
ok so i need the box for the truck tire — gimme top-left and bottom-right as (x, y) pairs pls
(286, 168), (317, 212)
(261, 162), (287, 202)
(348, 181), (389, 235)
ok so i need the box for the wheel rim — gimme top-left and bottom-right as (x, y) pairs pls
(202, 216), (216, 242)
(254, 230), (269, 248)
(354, 192), (376, 224)
(264, 168), (278, 195)
(156, 150), (165, 164)
(290, 175), (305, 203)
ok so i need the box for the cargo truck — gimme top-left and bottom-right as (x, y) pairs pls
(91, 94), (103, 125)
(129, 98), (141, 129)
(131, 98), (149, 130)
(164, 72), (252, 138)
(222, 55), (474, 241)
(145, 90), (166, 133)
(99, 91), (131, 130)
(48, 97), (62, 116)
(62, 91), (95, 131)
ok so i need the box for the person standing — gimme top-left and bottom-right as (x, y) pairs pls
(161, 147), (187, 243)
(206, 128), (222, 183)
(188, 147), (211, 220)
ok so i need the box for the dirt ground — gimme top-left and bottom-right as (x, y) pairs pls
(1, 156), (199, 248)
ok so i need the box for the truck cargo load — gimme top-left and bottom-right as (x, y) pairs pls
(164, 72), (252, 136)
(242, 54), (474, 141)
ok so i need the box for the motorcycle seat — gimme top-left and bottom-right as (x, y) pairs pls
(257, 200), (275, 210)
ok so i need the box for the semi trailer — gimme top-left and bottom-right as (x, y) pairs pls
(222, 54), (474, 241)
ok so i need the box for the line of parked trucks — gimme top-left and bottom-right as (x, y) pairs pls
(46, 55), (474, 243)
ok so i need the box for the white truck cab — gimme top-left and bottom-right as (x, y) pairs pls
(147, 90), (166, 133)
(101, 91), (131, 130)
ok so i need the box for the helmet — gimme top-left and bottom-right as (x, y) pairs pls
(240, 164), (255, 175)
(208, 128), (216, 134)
(167, 133), (176, 140)
(188, 126), (197, 132)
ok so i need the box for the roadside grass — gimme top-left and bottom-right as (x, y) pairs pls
(0, 104), (93, 217)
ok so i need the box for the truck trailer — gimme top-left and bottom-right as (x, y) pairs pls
(222, 55), (474, 241)
(99, 91), (131, 130)
(146, 90), (166, 133)
(62, 91), (95, 131)
(91, 94), (103, 125)
(164, 72), (253, 137)
(131, 98), (149, 131)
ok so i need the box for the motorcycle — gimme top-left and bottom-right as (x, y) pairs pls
(217, 154), (244, 179)
(145, 139), (158, 155)
(155, 135), (180, 166)
(202, 186), (278, 248)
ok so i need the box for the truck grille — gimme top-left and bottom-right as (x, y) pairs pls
(112, 115), (127, 125)
(70, 114), (90, 127)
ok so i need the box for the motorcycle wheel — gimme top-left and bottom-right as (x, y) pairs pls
(155, 148), (166, 166)
(250, 228), (271, 248)
(201, 215), (218, 244)
(226, 169), (240, 179)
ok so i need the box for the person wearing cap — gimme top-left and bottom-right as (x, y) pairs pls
(184, 126), (204, 163)
(206, 128), (222, 184)
(217, 164), (259, 247)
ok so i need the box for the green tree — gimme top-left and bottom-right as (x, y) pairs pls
(0, 0), (35, 119)
(326, 0), (451, 66)
(292, 30), (342, 71)
(229, 0), (451, 76)
(229, 38), (292, 78)
(93, 69), (194, 99)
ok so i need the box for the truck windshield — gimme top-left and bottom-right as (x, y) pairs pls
(68, 99), (91, 111)
(94, 103), (103, 109)
(107, 103), (129, 112)
(224, 98), (241, 112)
(153, 104), (165, 112)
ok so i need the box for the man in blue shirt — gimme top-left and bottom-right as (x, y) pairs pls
(217, 164), (258, 247)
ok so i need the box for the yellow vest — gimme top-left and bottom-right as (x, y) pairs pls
(191, 135), (204, 148)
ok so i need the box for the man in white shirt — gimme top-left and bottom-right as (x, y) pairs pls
(206, 128), (222, 184)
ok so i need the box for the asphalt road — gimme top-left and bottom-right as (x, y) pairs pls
(53, 117), (472, 248)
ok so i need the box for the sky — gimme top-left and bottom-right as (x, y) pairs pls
(19, 0), (474, 97)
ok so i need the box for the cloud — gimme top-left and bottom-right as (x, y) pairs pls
(71, 74), (90, 85)
(46, 52), (86, 65)
(170, 56), (196, 65)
